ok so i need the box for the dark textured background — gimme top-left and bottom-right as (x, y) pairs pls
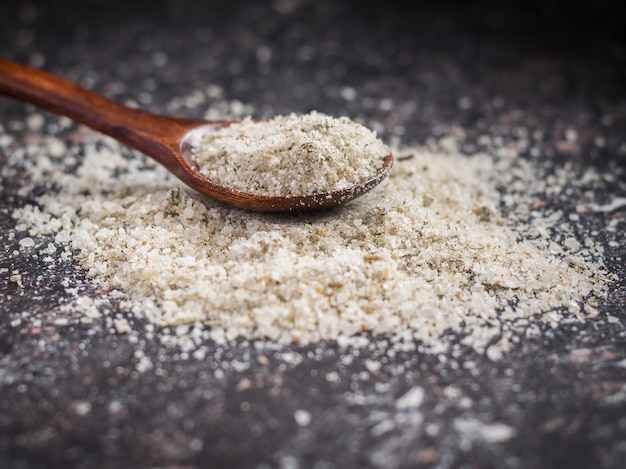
(1, 1), (625, 468)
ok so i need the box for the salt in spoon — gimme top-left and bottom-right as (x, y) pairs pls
(0, 58), (393, 212)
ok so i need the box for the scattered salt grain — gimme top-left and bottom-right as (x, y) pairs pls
(370, 419), (396, 437)
(18, 237), (35, 248)
(108, 400), (123, 414)
(564, 237), (581, 251)
(26, 113), (44, 131)
(396, 386), (425, 410)
(113, 318), (131, 334)
(47, 137), (67, 158)
(454, 418), (516, 444)
(73, 400), (92, 417)
(365, 359), (382, 373)
(293, 409), (312, 427)
(340, 86), (357, 101)
(9, 274), (23, 287)
(587, 197), (626, 213)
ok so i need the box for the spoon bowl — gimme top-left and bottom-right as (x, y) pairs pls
(0, 58), (393, 212)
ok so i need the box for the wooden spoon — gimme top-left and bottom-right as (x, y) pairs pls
(0, 58), (393, 212)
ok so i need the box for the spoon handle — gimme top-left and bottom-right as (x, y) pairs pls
(0, 57), (202, 163)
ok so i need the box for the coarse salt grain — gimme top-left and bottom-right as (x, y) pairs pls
(18, 237), (35, 248)
(293, 409), (312, 427)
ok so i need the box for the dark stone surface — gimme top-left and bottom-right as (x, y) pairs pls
(1, 1), (625, 468)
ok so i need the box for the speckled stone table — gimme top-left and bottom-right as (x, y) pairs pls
(1, 1), (625, 468)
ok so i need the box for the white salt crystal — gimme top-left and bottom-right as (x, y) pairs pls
(293, 409), (312, 427)
(19, 237), (35, 248)
(396, 386), (425, 409)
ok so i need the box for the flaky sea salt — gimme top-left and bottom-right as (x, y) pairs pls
(189, 111), (389, 196)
